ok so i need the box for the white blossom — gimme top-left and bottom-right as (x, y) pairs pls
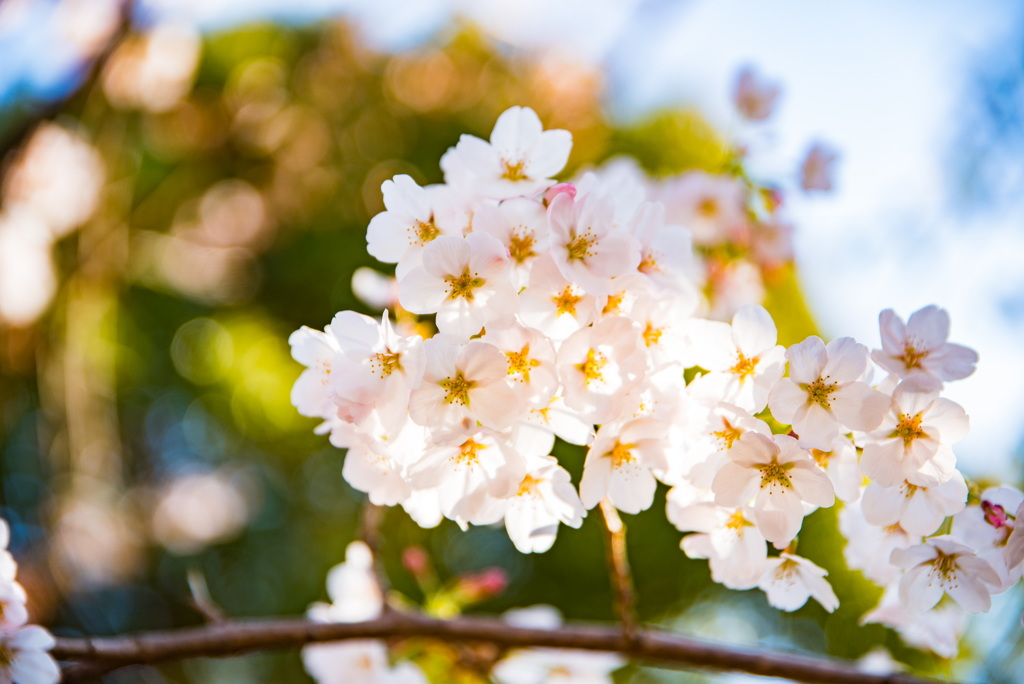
(872, 305), (978, 383)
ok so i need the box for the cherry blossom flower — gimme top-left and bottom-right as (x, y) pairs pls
(670, 495), (767, 590)
(409, 338), (521, 435)
(547, 191), (641, 296)
(366, 175), (466, 274)
(504, 456), (586, 553)
(440, 106), (572, 199)
(758, 552), (839, 613)
(951, 486), (1024, 591)
(862, 584), (967, 659)
(860, 376), (969, 487)
(807, 436), (861, 503)
(518, 255), (601, 341)
(799, 141), (839, 192)
(768, 336), (889, 450)
(289, 323), (344, 420)
(872, 305), (978, 383)
(861, 471), (967, 537)
(891, 535), (1001, 613)
(580, 418), (668, 514)
(686, 305), (786, 414)
(480, 322), (558, 409)
(658, 171), (749, 247)
(556, 316), (646, 425)
(0, 626), (60, 684)
(303, 542), (427, 684)
(474, 197), (549, 288)
(492, 606), (623, 684)
(839, 499), (919, 586)
(399, 233), (517, 338)
(712, 433), (834, 546)
(733, 65), (781, 122)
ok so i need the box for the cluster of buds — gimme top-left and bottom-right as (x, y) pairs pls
(0, 520), (59, 683)
(291, 106), (1016, 657)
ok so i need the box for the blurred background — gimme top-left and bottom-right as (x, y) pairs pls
(1, 0), (1023, 682)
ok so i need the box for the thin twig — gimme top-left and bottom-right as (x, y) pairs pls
(358, 501), (394, 614)
(186, 567), (226, 623)
(599, 498), (638, 644)
(51, 612), (948, 684)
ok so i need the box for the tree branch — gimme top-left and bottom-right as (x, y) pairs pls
(52, 612), (945, 684)
(599, 498), (639, 644)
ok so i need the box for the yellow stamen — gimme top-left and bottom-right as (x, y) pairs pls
(756, 459), (794, 491)
(730, 352), (758, 378)
(576, 348), (607, 385)
(413, 219), (440, 245)
(552, 286), (582, 317)
(892, 412), (926, 448)
(501, 158), (528, 182)
(606, 440), (637, 468)
(445, 268), (486, 301)
(508, 230), (537, 264)
(506, 345), (541, 382)
(370, 351), (403, 377)
(439, 372), (476, 406)
(803, 377), (838, 410)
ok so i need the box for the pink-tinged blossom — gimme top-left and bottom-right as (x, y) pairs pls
(712, 433), (834, 547)
(733, 64), (781, 121)
(518, 254), (600, 341)
(303, 542), (427, 684)
(366, 175), (463, 271)
(860, 376), (969, 487)
(0, 625), (59, 684)
(1007, 501), (1024, 572)
(667, 400), (772, 489)
(409, 338), (521, 435)
(627, 200), (698, 295)
(951, 486), (1024, 591)
(799, 141), (839, 192)
(480, 322), (558, 410)
(0, 580), (29, 630)
(872, 305), (978, 383)
(670, 495), (767, 590)
(474, 197), (549, 289)
(326, 311), (425, 434)
(862, 471), (967, 538)
(493, 606), (623, 684)
(686, 305), (786, 413)
(862, 584), (967, 659)
(658, 171), (749, 247)
(407, 429), (527, 526)
(891, 535), (1001, 614)
(556, 316), (647, 425)
(522, 394), (595, 447)
(399, 233), (516, 339)
(547, 191), (641, 295)
(440, 106), (572, 199)
(580, 418), (668, 514)
(807, 436), (862, 503)
(288, 324), (343, 420)
(504, 456), (586, 554)
(839, 499), (919, 586)
(758, 553), (839, 613)
(768, 336), (889, 450)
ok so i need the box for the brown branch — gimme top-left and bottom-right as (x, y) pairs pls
(599, 498), (638, 644)
(51, 612), (947, 684)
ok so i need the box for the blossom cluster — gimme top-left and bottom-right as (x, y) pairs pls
(0, 519), (59, 684)
(290, 106), (1016, 657)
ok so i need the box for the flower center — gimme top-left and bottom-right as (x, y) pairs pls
(566, 231), (595, 261)
(576, 348), (607, 385)
(712, 418), (743, 450)
(892, 412), (926, 448)
(756, 459), (793, 491)
(455, 438), (485, 465)
(413, 219), (440, 245)
(506, 345), (540, 383)
(900, 343), (929, 369)
(440, 372), (476, 406)
(730, 352), (758, 378)
(444, 267), (486, 301)
(697, 197), (719, 218)
(552, 286), (582, 316)
(803, 377), (838, 409)
(602, 292), (625, 315)
(930, 550), (961, 586)
(606, 440), (637, 468)
(642, 322), (663, 347)
(370, 350), (402, 377)
(516, 474), (542, 497)
(501, 158), (528, 181)
(725, 509), (753, 530)
(638, 253), (659, 273)
(508, 230), (536, 264)
(900, 481), (920, 499)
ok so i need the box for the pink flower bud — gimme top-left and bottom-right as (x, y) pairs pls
(733, 65), (780, 122)
(983, 501), (1009, 528)
(800, 142), (839, 192)
(402, 546), (430, 577)
(457, 567), (508, 602)
(543, 183), (576, 206)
